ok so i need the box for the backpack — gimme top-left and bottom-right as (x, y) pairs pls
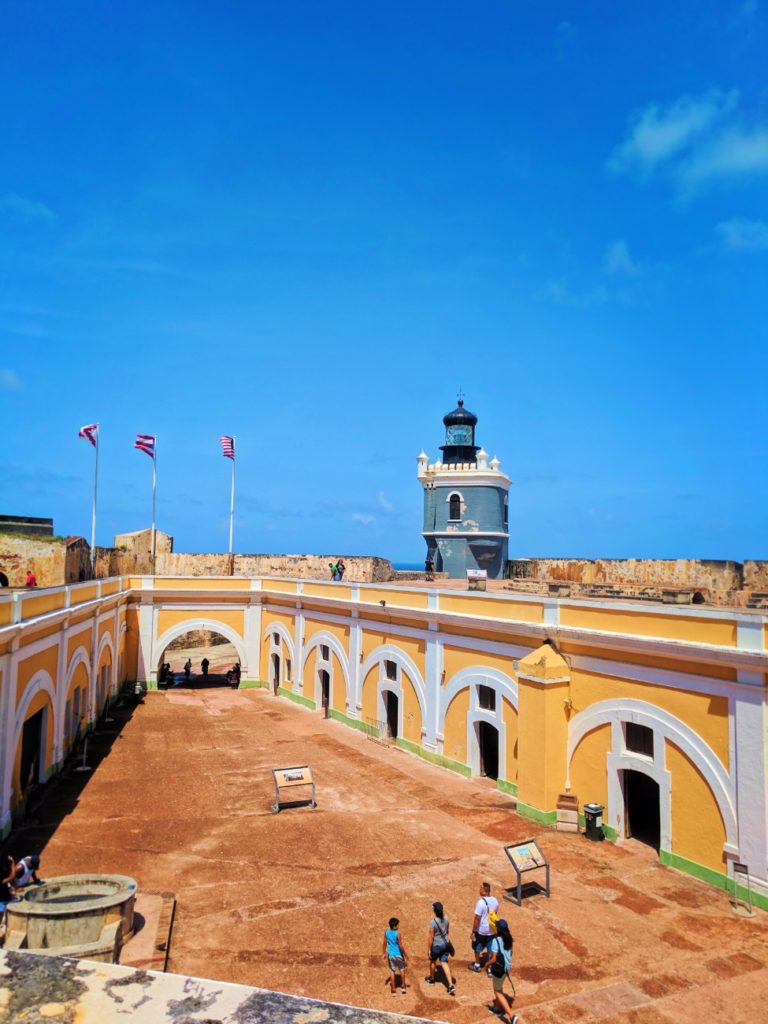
(483, 897), (500, 934)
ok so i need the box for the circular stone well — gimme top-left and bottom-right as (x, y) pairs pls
(6, 874), (137, 957)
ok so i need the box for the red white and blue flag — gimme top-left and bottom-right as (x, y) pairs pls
(78, 423), (99, 447)
(135, 433), (156, 458)
(220, 435), (235, 460)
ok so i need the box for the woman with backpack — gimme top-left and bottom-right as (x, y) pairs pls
(487, 919), (518, 1023)
(425, 900), (455, 994)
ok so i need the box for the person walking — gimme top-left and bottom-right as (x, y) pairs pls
(383, 917), (409, 996)
(486, 919), (518, 1023)
(469, 881), (499, 971)
(184, 658), (192, 681)
(201, 657), (209, 676)
(425, 900), (455, 994)
(336, 558), (346, 581)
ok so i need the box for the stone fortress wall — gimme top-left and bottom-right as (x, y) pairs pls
(1, 526), (766, 605)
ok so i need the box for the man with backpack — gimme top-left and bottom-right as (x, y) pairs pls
(468, 881), (500, 971)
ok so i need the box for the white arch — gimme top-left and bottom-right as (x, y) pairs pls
(301, 630), (351, 704)
(263, 621), (296, 660)
(440, 666), (518, 725)
(567, 698), (737, 848)
(153, 618), (248, 674)
(12, 670), (56, 784)
(360, 644), (427, 730)
(440, 667), (518, 779)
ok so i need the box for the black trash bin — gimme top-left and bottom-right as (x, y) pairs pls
(583, 802), (605, 841)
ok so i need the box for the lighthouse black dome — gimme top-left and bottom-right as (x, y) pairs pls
(443, 399), (478, 428)
(440, 398), (480, 464)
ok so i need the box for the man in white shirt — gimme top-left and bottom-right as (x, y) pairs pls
(468, 880), (499, 971)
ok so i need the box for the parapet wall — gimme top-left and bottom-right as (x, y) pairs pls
(506, 557), (767, 607)
(156, 551), (393, 583)
(0, 533), (90, 588)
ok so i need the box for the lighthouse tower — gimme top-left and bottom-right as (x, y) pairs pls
(417, 399), (511, 579)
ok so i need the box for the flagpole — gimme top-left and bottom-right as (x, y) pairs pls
(228, 437), (236, 557)
(90, 426), (99, 578)
(151, 439), (157, 576)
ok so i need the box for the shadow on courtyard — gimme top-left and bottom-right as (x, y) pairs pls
(1, 697), (139, 864)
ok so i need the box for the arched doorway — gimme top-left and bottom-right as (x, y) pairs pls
(319, 670), (330, 717)
(271, 653), (281, 694)
(158, 628), (241, 688)
(384, 691), (399, 739)
(20, 709), (45, 794)
(476, 722), (499, 780)
(624, 770), (660, 850)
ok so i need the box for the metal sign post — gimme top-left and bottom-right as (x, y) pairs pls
(731, 862), (753, 916)
(502, 839), (551, 906)
(271, 765), (316, 813)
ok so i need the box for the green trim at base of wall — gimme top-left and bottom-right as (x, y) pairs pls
(603, 824), (618, 842)
(239, 679), (267, 689)
(394, 737), (472, 777)
(278, 687), (316, 710)
(660, 850), (768, 912)
(496, 779), (518, 796)
(328, 709), (376, 734)
(516, 802), (558, 826)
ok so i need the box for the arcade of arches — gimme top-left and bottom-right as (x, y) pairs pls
(1, 574), (766, 908)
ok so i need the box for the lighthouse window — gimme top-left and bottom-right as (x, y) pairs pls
(449, 493), (461, 521)
(504, 496), (508, 526)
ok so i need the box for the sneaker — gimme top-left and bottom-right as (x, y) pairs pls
(468, 963), (482, 972)
(424, 977), (435, 984)
(510, 1016), (519, 1024)
(487, 1007), (503, 1016)
(447, 985), (456, 996)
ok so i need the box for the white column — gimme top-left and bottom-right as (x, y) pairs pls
(0, 647), (17, 835)
(424, 626), (442, 751)
(53, 626), (68, 764)
(137, 578), (156, 685)
(294, 606), (305, 694)
(244, 580), (263, 680)
(348, 612), (362, 715)
(88, 609), (99, 722)
(733, 672), (768, 899)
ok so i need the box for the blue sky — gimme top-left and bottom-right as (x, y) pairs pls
(1, 1), (766, 561)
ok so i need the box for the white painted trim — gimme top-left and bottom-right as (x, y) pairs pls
(152, 617), (248, 676)
(263, 621), (295, 660)
(12, 670), (57, 785)
(607, 750), (672, 851)
(361, 644), (427, 735)
(301, 630), (351, 709)
(567, 698), (737, 849)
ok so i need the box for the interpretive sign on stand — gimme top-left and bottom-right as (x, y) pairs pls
(502, 839), (551, 906)
(467, 569), (488, 592)
(271, 765), (316, 813)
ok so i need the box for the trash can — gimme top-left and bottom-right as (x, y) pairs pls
(583, 802), (605, 842)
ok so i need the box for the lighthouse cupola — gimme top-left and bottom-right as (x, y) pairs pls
(440, 399), (480, 465)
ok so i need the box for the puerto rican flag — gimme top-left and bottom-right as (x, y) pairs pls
(134, 433), (156, 458)
(78, 423), (99, 447)
(220, 435), (235, 460)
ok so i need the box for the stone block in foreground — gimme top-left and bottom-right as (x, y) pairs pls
(0, 950), (439, 1024)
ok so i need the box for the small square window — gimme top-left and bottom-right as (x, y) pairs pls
(478, 685), (496, 711)
(320, 645), (330, 662)
(385, 660), (397, 681)
(625, 722), (653, 757)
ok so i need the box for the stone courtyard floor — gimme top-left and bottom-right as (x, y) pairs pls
(21, 687), (768, 1024)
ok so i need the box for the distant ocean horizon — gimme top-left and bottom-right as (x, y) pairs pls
(393, 561), (423, 571)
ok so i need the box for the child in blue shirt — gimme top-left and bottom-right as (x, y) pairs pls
(382, 917), (409, 995)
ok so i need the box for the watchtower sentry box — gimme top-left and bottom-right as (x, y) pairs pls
(418, 399), (511, 579)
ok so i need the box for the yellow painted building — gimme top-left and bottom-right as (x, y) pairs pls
(1, 575), (766, 909)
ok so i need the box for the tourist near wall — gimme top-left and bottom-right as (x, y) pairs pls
(0, 533), (91, 588)
(3, 574), (767, 911)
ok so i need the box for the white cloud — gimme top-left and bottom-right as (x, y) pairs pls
(716, 217), (768, 252)
(0, 192), (56, 225)
(377, 491), (394, 512)
(0, 368), (23, 391)
(604, 239), (640, 276)
(678, 126), (768, 192)
(352, 512), (375, 525)
(607, 91), (737, 175)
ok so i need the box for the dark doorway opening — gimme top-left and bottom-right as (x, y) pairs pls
(477, 721), (499, 780)
(159, 630), (240, 689)
(625, 770), (660, 850)
(271, 653), (281, 694)
(319, 669), (330, 717)
(20, 709), (44, 793)
(384, 691), (399, 739)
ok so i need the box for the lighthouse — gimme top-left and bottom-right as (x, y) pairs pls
(417, 399), (511, 579)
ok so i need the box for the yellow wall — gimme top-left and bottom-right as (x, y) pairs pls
(443, 646), (516, 681)
(440, 594), (543, 622)
(443, 688), (470, 764)
(560, 605), (737, 647)
(12, 690), (55, 807)
(569, 722), (611, 810)
(501, 697), (518, 782)
(361, 588), (429, 610)
(17, 645), (59, 706)
(570, 667), (730, 770)
(666, 743), (726, 871)
(156, 608), (245, 641)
